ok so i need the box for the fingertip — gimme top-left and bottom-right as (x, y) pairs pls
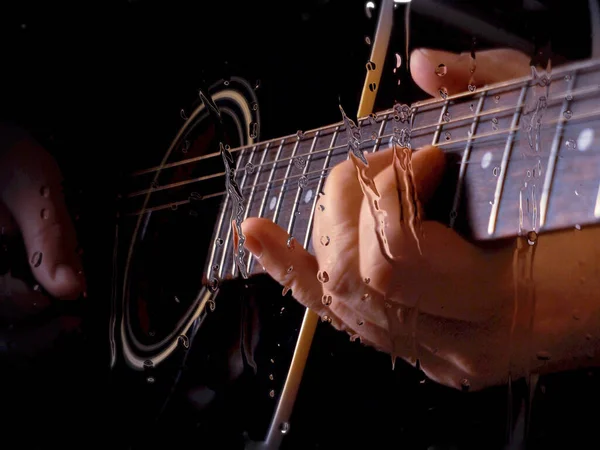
(51, 264), (85, 300)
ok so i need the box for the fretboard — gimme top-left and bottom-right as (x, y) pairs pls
(124, 58), (600, 283)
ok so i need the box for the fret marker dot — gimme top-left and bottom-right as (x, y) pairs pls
(481, 152), (492, 169)
(269, 197), (277, 210)
(304, 189), (313, 203)
(577, 128), (594, 152)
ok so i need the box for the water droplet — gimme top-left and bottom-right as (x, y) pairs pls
(350, 334), (361, 343)
(395, 53), (402, 68)
(364, 277), (371, 284)
(443, 112), (451, 122)
(365, 36), (371, 45)
(366, 60), (377, 71)
(318, 204), (325, 212)
(494, 95), (500, 103)
(371, 131), (378, 140)
(215, 238), (224, 246)
(439, 87), (448, 99)
(286, 236), (296, 250)
(361, 293), (370, 301)
(40, 209), (49, 219)
(249, 121), (259, 139)
(33, 284), (40, 291)
(30, 251), (42, 268)
(298, 175), (308, 189)
(493, 166), (500, 176)
(356, 319), (364, 326)
(435, 64), (447, 77)
(566, 138), (577, 150)
(208, 278), (219, 292)
(174, 296), (180, 303)
(40, 186), (50, 198)
(245, 162), (255, 174)
(322, 294), (332, 306)
(143, 359), (154, 369)
(208, 299), (216, 312)
(444, 132), (451, 141)
(320, 235), (330, 246)
(384, 301), (392, 309)
(296, 130), (304, 139)
(317, 271), (330, 283)
(527, 230), (538, 245)
(269, 373), (274, 380)
(282, 286), (290, 296)
(368, 82), (377, 92)
(294, 156), (306, 169)
(146, 376), (155, 384)
(286, 266), (293, 273)
(178, 335), (190, 349)
(460, 378), (471, 391)
(269, 390), (275, 398)
(212, 264), (219, 271)
(254, 80), (261, 89)
(563, 110), (572, 120)
(469, 103), (474, 111)
(536, 350), (551, 361)
(565, 74), (572, 81)
(321, 315), (332, 324)
(492, 118), (498, 124)
(468, 84), (476, 92)
(566, 94), (573, 101)
(279, 422), (290, 434)
(575, 224), (582, 230)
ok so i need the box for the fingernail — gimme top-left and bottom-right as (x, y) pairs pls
(243, 234), (263, 259)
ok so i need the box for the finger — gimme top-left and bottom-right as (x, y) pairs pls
(241, 217), (326, 313)
(0, 133), (84, 299)
(410, 48), (531, 97)
(359, 145), (446, 294)
(313, 146), (409, 295)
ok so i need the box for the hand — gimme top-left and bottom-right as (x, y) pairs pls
(241, 48), (542, 391)
(0, 124), (84, 355)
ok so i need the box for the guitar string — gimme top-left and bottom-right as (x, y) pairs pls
(125, 103), (600, 200)
(129, 81), (600, 179)
(126, 124), (599, 217)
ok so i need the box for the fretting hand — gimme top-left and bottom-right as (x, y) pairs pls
(242, 49), (600, 390)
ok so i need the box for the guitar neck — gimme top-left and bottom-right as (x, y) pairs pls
(124, 58), (600, 282)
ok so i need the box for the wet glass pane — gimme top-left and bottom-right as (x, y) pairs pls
(0, 0), (599, 448)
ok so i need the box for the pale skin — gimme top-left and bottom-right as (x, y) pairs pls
(242, 48), (600, 390)
(1, 49), (599, 389)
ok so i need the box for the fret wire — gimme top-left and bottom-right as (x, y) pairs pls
(450, 94), (486, 228)
(371, 115), (388, 153)
(131, 65), (600, 179)
(286, 132), (320, 236)
(127, 106), (600, 217)
(127, 85), (600, 198)
(230, 145), (260, 277)
(272, 140), (301, 225)
(248, 139), (286, 274)
(216, 146), (249, 280)
(487, 85), (529, 236)
(304, 127), (341, 250)
(539, 73), (578, 229)
(244, 143), (272, 274)
(128, 148), (598, 218)
(432, 101), (449, 145)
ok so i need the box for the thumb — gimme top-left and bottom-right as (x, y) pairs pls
(410, 48), (531, 97)
(0, 128), (84, 300)
(241, 218), (326, 314)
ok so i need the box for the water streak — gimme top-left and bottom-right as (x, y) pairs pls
(199, 90), (249, 278)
